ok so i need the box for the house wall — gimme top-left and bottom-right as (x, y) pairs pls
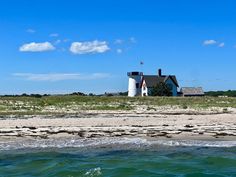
(165, 78), (177, 96)
(183, 94), (205, 97)
(141, 80), (148, 96)
(141, 78), (178, 97)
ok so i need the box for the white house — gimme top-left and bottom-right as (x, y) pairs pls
(128, 69), (179, 97)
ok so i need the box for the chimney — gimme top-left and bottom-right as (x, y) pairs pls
(158, 69), (162, 76)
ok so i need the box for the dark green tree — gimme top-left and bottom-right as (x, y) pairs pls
(150, 82), (172, 96)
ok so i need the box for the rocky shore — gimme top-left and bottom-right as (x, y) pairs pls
(1, 108), (236, 141)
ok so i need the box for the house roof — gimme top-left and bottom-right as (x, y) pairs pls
(180, 87), (204, 96)
(142, 75), (179, 87)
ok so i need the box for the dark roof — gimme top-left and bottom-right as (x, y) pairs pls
(180, 87), (204, 96)
(142, 76), (163, 87)
(166, 75), (179, 87)
(142, 75), (179, 87)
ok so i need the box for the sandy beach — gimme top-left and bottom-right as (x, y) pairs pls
(1, 108), (236, 141)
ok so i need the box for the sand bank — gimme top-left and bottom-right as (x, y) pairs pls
(0, 110), (236, 141)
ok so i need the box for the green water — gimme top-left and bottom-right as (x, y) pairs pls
(1, 139), (236, 177)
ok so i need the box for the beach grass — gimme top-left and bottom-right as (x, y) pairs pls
(0, 95), (236, 115)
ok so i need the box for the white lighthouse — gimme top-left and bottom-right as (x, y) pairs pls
(127, 71), (143, 97)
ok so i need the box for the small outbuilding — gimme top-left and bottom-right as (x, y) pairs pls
(180, 87), (204, 97)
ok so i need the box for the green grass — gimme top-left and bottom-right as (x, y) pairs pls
(0, 95), (236, 116)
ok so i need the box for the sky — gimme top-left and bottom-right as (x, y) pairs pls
(0, 0), (236, 94)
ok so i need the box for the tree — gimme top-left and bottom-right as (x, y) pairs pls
(150, 82), (172, 96)
(119, 91), (128, 96)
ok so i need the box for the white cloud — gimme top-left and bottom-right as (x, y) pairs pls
(26, 29), (36, 33)
(13, 73), (111, 81)
(19, 42), (55, 52)
(116, 49), (122, 54)
(114, 39), (123, 44)
(129, 37), (137, 43)
(50, 33), (59, 37)
(218, 42), (225, 48)
(203, 39), (217, 46)
(70, 40), (110, 54)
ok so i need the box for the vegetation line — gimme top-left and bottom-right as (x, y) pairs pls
(0, 95), (236, 116)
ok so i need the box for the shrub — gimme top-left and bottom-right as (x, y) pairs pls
(150, 82), (172, 96)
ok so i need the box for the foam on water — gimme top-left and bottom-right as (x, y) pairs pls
(0, 138), (148, 151)
(1, 137), (236, 151)
(84, 167), (102, 177)
(153, 139), (236, 147)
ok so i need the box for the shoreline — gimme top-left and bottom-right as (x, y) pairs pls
(1, 136), (236, 152)
(1, 111), (236, 142)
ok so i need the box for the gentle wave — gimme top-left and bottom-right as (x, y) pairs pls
(0, 138), (148, 151)
(1, 137), (236, 151)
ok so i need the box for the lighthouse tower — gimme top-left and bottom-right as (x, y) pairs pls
(127, 71), (143, 97)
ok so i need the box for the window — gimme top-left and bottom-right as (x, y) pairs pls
(143, 83), (146, 90)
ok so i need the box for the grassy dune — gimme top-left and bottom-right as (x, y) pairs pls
(0, 95), (236, 116)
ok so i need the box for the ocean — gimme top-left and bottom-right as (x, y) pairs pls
(1, 138), (236, 177)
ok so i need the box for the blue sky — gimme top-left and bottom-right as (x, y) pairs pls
(0, 0), (236, 94)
